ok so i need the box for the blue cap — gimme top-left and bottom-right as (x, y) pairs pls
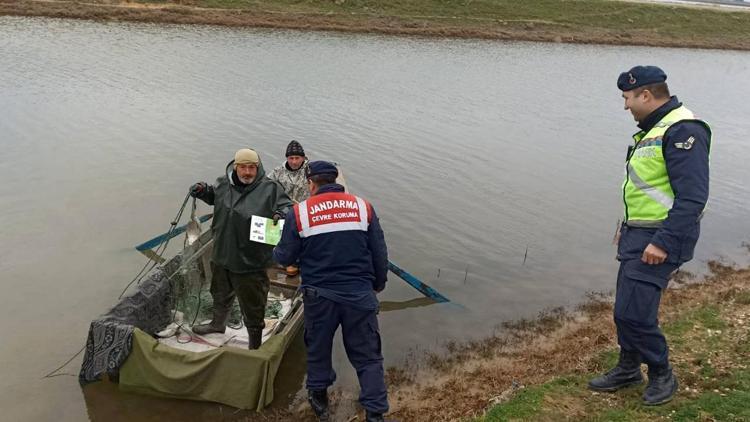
(617, 65), (667, 91)
(306, 161), (339, 179)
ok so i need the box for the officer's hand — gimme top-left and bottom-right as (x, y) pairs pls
(272, 213), (282, 226)
(641, 243), (667, 265)
(374, 285), (385, 293)
(190, 182), (207, 198)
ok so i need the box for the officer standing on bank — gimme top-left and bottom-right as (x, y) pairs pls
(589, 66), (711, 405)
(273, 161), (390, 422)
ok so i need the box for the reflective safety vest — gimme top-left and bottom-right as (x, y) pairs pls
(294, 191), (372, 238)
(623, 105), (711, 227)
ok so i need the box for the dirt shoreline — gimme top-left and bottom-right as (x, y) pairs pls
(381, 261), (750, 421)
(2, 0), (750, 50)
(242, 260), (750, 421)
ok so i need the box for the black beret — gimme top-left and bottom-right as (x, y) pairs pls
(306, 161), (339, 179)
(617, 65), (667, 91)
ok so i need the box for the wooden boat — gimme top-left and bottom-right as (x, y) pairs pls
(78, 165), (448, 411)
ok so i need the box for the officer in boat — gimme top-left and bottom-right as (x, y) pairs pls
(273, 161), (390, 422)
(589, 66), (711, 406)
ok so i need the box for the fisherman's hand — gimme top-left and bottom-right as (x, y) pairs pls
(641, 243), (667, 265)
(272, 213), (282, 226)
(190, 182), (207, 198)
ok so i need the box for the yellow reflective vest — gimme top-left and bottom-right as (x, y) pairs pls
(623, 105), (711, 227)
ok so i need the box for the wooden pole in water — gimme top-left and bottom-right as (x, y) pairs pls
(523, 245), (528, 266)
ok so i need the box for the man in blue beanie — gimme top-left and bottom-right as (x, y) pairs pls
(589, 66), (712, 406)
(273, 161), (390, 422)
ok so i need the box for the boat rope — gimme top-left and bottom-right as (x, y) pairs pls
(41, 346), (86, 379)
(42, 191), (193, 379)
(117, 191), (192, 299)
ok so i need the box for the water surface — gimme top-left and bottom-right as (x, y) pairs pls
(1, 16), (749, 421)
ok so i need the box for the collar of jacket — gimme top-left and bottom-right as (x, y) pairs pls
(638, 96), (681, 132)
(314, 183), (345, 195)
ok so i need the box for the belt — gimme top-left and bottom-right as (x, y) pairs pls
(625, 220), (663, 228)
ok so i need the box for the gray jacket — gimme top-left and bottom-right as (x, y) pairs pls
(269, 159), (310, 203)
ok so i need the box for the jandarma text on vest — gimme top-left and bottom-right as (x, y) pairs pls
(308, 200), (359, 215)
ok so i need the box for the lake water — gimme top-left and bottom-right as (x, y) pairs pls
(1, 16), (749, 421)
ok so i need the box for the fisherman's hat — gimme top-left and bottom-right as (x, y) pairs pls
(235, 149), (259, 165)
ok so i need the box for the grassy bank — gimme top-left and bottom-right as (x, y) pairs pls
(142, 256), (749, 421)
(2, 0), (750, 50)
(478, 301), (750, 421)
(380, 260), (750, 422)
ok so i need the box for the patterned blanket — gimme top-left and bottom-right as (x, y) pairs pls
(79, 259), (179, 385)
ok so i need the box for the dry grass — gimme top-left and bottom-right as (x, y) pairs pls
(95, 258), (748, 421)
(383, 260), (750, 421)
(235, 259), (750, 421)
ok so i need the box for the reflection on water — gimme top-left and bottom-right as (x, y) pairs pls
(1, 15), (749, 421)
(380, 297), (439, 312)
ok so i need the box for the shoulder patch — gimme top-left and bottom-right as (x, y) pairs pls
(674, 136), (695, 150)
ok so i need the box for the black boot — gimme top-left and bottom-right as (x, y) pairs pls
(247, 328), (263, 350)
(308, 389), (329, 422)
(588, 350), (643, 392)
(365, 410), (385, 422)
(191, 309), (228, 335)
(643, 365), (678, 405)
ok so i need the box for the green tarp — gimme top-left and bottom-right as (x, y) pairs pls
(119, 327), (297, 411)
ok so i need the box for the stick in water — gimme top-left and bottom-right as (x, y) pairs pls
(523, 245), (529, 266)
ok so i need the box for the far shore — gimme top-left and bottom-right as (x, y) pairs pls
(2, 0), (750, 50)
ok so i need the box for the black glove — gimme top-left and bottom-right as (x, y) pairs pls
(190, 182), (207, 198)
(272, 213), (282, 226)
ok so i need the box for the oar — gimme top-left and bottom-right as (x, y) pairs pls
(135, 219), (451, 303)
(388, 261), (450, 303)
(135, 214), (213, 252)
(136, 170), (451, 304)
(336, 165), (450, 303)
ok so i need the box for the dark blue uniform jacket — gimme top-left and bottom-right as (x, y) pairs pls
(618, 96), (711, 270)
(273, 184), (388, 310)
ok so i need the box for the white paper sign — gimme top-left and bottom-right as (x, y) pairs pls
(249, 215), (285, 245)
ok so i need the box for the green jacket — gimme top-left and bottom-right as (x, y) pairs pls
(201, 160), (293, 273)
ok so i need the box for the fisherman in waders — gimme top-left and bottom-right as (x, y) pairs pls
(273, 161), (390, 422)
(589, 66), (711, 405)
(189, 148), (293, 349)
(269, 140), (310, 277)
